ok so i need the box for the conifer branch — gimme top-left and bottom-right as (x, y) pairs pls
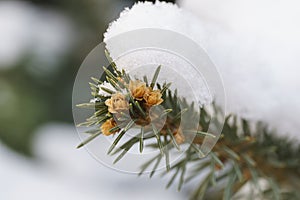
(76, 53), (300, 200)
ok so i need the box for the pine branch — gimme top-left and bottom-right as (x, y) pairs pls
(158, 106), (300, 199)
(76, 56), (300, 200)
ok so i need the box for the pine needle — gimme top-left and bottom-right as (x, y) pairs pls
(77, 131), (102, 148)
(150, 65), (161, 88)
(139, 126), (144, 153)
(107, 120), (135, 154)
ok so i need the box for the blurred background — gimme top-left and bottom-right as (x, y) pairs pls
(0, 0), (184, 200)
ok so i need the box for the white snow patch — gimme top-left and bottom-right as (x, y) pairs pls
(104, 1), (300, 140)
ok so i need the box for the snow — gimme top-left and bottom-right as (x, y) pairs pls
(178, 0), (300, 139)
(103, 1), (221, 107)
(104, 1), (206, 42)
(103, 1), (300, 140)
(98, 81), (116, 97)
